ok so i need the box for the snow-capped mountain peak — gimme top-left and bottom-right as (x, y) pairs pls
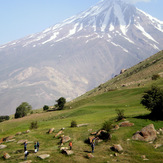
(0, 0), (163, 115)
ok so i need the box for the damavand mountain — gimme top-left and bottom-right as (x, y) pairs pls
(0, 0), (163, 115)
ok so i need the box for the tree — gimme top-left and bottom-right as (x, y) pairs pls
(15, 102), (32, 119)
(140, 85), (163, 119)
(55, 97), (66, 110)
(43, 105), (49, 111)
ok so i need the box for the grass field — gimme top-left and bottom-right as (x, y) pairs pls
(0, 80), (163, 162)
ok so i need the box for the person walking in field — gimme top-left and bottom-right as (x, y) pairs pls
(24, 150), (29, 160)
(36, 141), (39, 151)
(34, 142), (37, 153)
(24, 141), (27, 152)
(69, 141), (72, 150)
(91, 138), (96, 153)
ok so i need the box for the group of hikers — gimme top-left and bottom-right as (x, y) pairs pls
(24, 141), (39, 160)
(23, 138), (96, 160)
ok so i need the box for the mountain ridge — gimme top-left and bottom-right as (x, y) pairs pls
(0, 0), (163, 115)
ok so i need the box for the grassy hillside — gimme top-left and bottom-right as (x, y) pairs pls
(0, 51), (163, 163)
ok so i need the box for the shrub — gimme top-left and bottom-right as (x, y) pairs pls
(152, 74), (160, 80)
(141, 85), (163, 119)
(115, 109), (125, 121)
(30, 121), (38, 129)
(71, 120), (77, 127)
(43, 105), (49, 111)
(102, 120), (112, 133)
(0, 116), (10, 122)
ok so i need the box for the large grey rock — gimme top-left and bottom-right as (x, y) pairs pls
(37, 154), (50, 159)
(3, 153), (11, 159)
(61, 136), (71, 144)
(111, 144), (123, 153)
(132, 124), (157, 142)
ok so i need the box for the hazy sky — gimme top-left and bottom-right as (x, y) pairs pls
(0, 0), (162, 45)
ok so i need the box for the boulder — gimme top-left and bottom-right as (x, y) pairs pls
(119, 121), (134, 127)
(15, 132), (22, 136)
(19, 161), (32, 163)
(113, 125), (119, 130)
(37, 154), (50, 159)
(17, 140), (28, 144)
(111, 144), (123, 153)
(77, 123), (89, 127)
(3, 135), (15, 142)
(55, 130), (63, 138)
(60, 147), (69, 151)
(62, 149), (74, 155)
(61, 136), (71, 144)
(48, 128), (55, 134)
(0, 144), (7, 149)
(3, 153), (11, 159)
(132, 124), (157, 142)
(0, 138), (4, 144)
(87, 153), (94, 159)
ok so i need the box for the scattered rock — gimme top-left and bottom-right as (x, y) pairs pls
(55, 130), (63, 138)
(111, 144), (123, 153)
(77, 123), (89, 127)
(141, 155), (149, 160)
(37, 154), (50, 160)
(61, 136), (71, 144)
(90, 132), (97, 135)
(25, 130), (30, 133)
(96, 130), (107, 136)
(119, 121), (134, 127)
(120, 69), (126, 74)
(6, 139), (16, 143)
(19, 160), (32, 163)
(0, 144), (7, 149)
(154, 144), (162, 149)
(112, 125), (119, 130)
(62, 149), (74, 155)
(132, 124), (157, 142)
(3, 152), (11, 159)
(87, 153), (94, 159)
(60, 147), (69, 151)
(3, 135), (15, 142)
(15, 132), (22, 136)
(48, 128), (55, 134)
(0, 138), (3, 144)
(17, 140), (28, 144)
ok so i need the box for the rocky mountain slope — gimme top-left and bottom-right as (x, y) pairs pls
(0, 0), (163, 115)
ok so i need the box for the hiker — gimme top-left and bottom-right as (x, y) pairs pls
(34, 142), (37, 153)
(36, 141), (39, 151)
(24, 141), (27, 152)
(91, 138), (96, 153)
(24, 150), (29, 160)
(69, 141), (72, 150)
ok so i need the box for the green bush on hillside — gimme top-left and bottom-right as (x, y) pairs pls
(15, 102), (32, 119)
(0, 116), (9, 122)
(141, 85), (163, 119)
(71, 120), (77, 127)
(30, 121), (38, 129)
(43, 105), (49, 111)
(115, 109), (125, 121)
(102, 120), (112, 132)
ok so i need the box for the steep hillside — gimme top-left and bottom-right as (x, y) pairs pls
(76, 50), (163, 100)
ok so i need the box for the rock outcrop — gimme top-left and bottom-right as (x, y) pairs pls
(132, 124), (157, 142)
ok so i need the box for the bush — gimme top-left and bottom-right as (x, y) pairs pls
(102, 120), (112, 132)
(152, 74), (160, 80)
(141, 85), (163, 119)
(115, 109), (125, 121)
(71, 120), (77, 127)
(15, 102), (32, 119)
(30, 121), (38, 129)
(43, 105), (49, 111)
(0, 116), (10, 122)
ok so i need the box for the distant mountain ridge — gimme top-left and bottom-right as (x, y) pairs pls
(0, 0), (163, 115)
